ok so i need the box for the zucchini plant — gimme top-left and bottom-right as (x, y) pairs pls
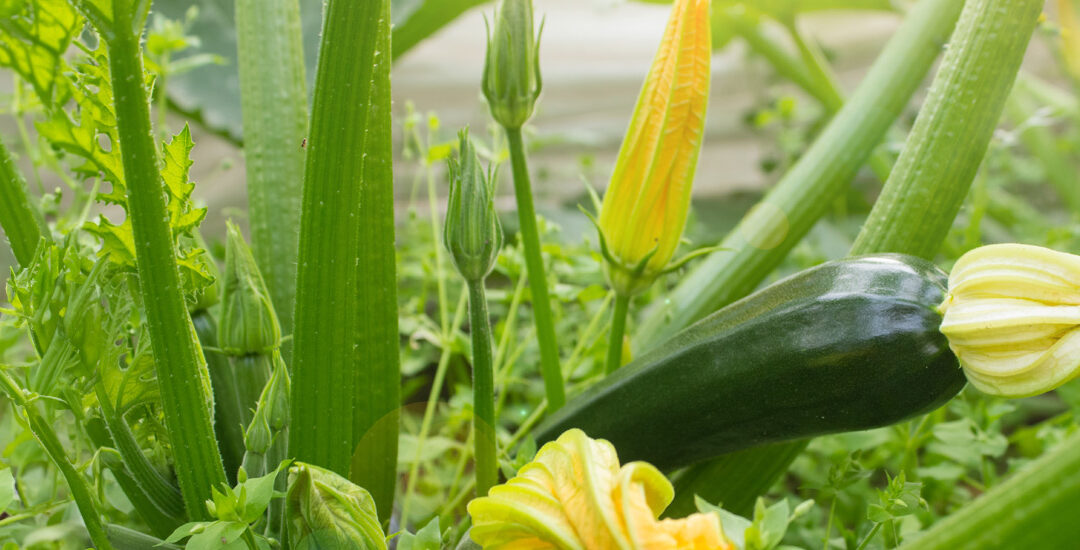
(1, 0), (1078, 548)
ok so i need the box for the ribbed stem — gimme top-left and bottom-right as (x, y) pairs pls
(504, 127), (565, 410)
(235, 0), (308, 347)
(104, 3), (226, 518)
(289, 0), (399, 521)
(0, 369), (114, 550)
(604, 294), (631, 375)
(850, 0), (1043, 257)
(94, 382), (186, 522)
(899, 430), (1080, 549)
(0, 134), (47, 267)
(636, 0), (965, 350)
(468, 279), (498, 497)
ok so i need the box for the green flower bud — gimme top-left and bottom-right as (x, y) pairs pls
(286, 462), (387, 550)
(482, 0), (542, 129)
(244, 407), (272, 455)
(218, 222), (281, 355)
(262, 351), (291, 432)
(444, 130), (503, 282)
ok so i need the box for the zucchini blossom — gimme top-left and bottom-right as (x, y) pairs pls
(444, 130), (503, 283)
(218, 221), (281, 355)
(939, 243), (1080, 397)
(468, 429), (733, 549)
(596, 0), (711, 296)
(482, 0), (542, 129)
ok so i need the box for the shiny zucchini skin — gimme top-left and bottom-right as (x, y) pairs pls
(536, 254), (965, 471)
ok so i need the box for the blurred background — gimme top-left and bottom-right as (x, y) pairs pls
(0, 0), (1065, 272)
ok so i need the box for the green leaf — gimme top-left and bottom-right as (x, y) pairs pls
(395, 517), (441, 550)
(0, 0), (82, 105)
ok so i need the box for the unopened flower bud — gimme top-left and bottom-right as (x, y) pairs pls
(482, 0), (542, 129)
(597, 0), (711, 296)
(286, 462), (386, 549)
(444, 130), (503, 282)
(218, 222), (281, 355)
(262, 352), (291, 432)
(939, 243), (1080, 397)
(244, 407), (272, 455)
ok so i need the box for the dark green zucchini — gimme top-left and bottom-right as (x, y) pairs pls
(535, 254), (965, 470)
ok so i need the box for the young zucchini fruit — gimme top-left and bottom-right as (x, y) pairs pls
(536, 254), (965, 470)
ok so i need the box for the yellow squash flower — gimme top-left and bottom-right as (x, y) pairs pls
(467, 429), (733, 550)
(597, 0), (711, 296)
(939, 243), (1080, 397)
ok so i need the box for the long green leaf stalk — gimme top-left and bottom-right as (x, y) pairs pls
(0, 368), (115, 550)
(635, 0), (964, 351)
(468, 280), (499, 496)
(95, 0), (227, 519)
(505, 128), (565, 409)
(679, 0), (1041, 519)
(85, 419), (184, 536)
(897, 429), (1080, 549)
(850, 0), (1042, 257)
(234, 0), (308, 345)
(289, 0), (399, 521)
(0, 134), (47, 267)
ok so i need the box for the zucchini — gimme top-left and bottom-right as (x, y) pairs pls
(535, 254), (965, 470)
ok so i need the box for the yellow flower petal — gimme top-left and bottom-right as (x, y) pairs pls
(468, 429), (734, 550)
(940, 243), (1080, 397)
(597, 0), (711, 296)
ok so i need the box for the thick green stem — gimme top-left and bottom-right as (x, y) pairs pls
(289, 0), (399, 521)
(0, 134), (47, 267)
(468, 279), (498, 497)
(850, 0), (1042, 257)
(504, 127), (565, 410)
(94, 383), (186, 522)
(0, 369), (115, 550)
(235, 0), (308, 346)
(604, 294), (631, 375)
(104, 2), (226, 519)
(897, 430), (1080, 549)
(637, 0), (964, 350)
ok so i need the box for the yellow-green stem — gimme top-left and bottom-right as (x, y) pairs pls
(504, 126), (565, 410)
